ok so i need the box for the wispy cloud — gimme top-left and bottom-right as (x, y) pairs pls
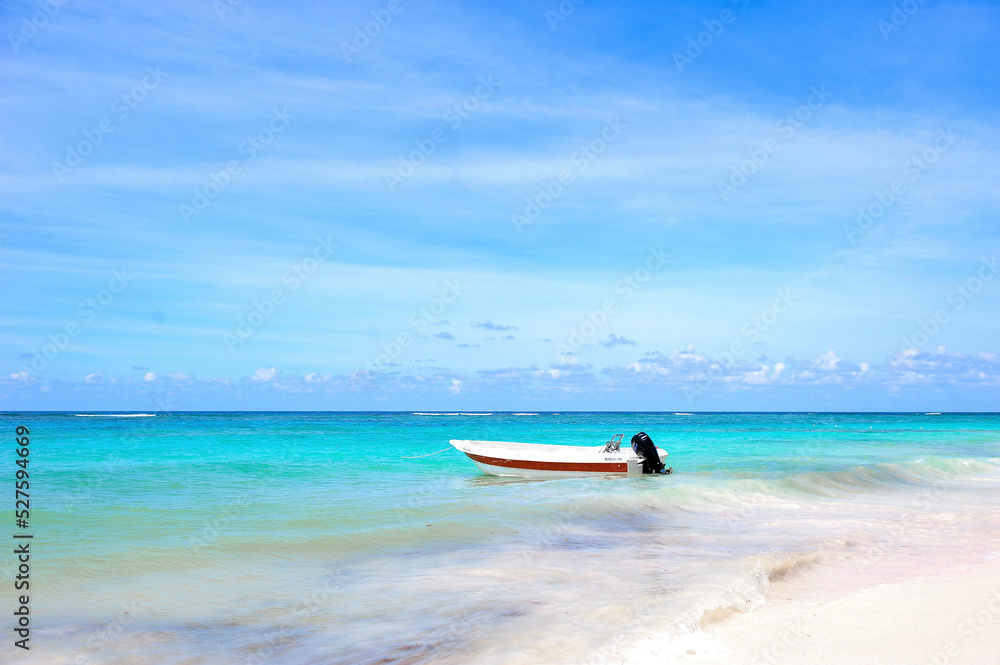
(600, 334), (637, 347)
(473, 321), (517, 331)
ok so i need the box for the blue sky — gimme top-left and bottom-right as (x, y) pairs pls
(1, 0), (998, 410)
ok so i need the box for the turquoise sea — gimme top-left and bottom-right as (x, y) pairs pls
(4, 411), (1000, 664)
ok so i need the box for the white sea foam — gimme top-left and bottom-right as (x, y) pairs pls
(74, 413), (155, 417)
(410, 410), (495, 416)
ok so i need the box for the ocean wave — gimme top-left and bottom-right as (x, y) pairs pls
(589, 556), (785, 664)
(780, 456), (1000, 497)
(74, 413), (155, 417)
(698, 456), (1000, 505)
(399, 456), (1000, 543)
(758, 549), (824, 584)
(411, 412), (494, 416)
(522, 456), (1000, 524)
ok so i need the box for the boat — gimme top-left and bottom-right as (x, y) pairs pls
(450, 432), (673, 478)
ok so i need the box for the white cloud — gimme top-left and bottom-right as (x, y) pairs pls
(250, 367), (279, 383)
(304, 372), (332, 383)
(886, 349), (1000, 387)
(743, 362), (786, 386)
(9, 347), (999, 409)
(813, 350), (842, 371)
(144, 372), (157, 382)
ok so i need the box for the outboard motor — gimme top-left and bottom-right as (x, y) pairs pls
(630, 431), (666, 474)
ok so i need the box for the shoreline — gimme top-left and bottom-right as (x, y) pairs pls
(692, 556), (1000, 665)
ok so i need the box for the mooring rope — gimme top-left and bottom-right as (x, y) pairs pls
(401, 446), (454, 459)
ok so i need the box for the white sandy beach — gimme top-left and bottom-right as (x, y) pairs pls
(690, 558), (1000, 665)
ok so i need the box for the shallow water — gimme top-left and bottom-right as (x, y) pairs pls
(4, 412), (999, 664)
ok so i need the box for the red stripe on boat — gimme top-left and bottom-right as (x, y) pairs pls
(465, 452), (626, 472)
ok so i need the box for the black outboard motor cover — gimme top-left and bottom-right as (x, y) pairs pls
(631, 431), (664, 474)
